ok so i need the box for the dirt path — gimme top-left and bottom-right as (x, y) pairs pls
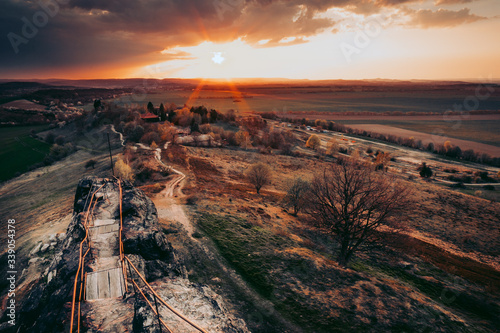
(137, 142), (197, 238)
(156, 167), (197, 237)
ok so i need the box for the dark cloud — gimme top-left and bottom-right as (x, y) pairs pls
(406, 8), (486, 28)
(0, 0), (490, 77)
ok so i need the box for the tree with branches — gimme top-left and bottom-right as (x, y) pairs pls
(246, 162), (272, 194)
(282, 177), (311, 216)
(307, 160), (410, 266)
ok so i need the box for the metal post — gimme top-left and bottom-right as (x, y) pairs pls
(153, 294), (162, 333)
(126, 260), (138, 320)
(126, 259), (136, 294)
(107, 132), (114, 176)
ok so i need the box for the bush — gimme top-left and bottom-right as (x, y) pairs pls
(54, 135), (65, 145)
(115, 159), (135, 182)
(85, 159), (97, 169)
(45, 132), (55, 144)
(305, 134), (321, 151)
(140, 132), (161, 145)
(280, 142), (294, 156)
(418, 163), (432, 178)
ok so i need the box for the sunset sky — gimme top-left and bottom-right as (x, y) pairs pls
(1, 0), (499, 80)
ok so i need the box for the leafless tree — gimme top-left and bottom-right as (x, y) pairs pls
(307, 160), (410, 266)
(282, 177), (311, 216)
(246, 162), (272, 194)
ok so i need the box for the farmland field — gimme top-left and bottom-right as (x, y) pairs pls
(0, 125), (51, 182)
(109, 89), (500, 114)
(338, 120), (500, 147)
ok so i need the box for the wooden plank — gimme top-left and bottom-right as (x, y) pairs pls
(97, 270), (110, 299)
(89, 224), (119, 237)
(93, 219), (116, 227)
(109, 267), (125, 298)
(86, 272), (99, 300)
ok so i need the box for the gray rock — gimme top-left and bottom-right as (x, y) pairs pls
(30, 242), (42, 255)
(40, 243), (50, 253)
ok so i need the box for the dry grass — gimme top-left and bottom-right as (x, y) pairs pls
(178, 145), (500, 332)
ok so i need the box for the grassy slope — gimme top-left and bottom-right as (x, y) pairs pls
(0, 126), (51, 182)
(181, 147), (500, 332)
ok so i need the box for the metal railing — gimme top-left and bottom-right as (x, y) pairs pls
(69, 182), (106, 333)
(69, 179), (208, 333)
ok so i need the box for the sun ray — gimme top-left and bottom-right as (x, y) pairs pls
(184, 79), (206, 107)
(224, 79), (253, 116)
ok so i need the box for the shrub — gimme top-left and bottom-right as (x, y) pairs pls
(85, 159), (97, 169)
(54, 135), (65, 145)
(418, 162), (432, 178)
(115, 159), (135, 182)
(45, 132), (55, 144)
(305, 134), (321, 151)
(140, 132), (161, 145)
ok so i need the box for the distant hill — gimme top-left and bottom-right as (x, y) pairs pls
(0, 82), (54, 90)
(0, 99), (47, 111)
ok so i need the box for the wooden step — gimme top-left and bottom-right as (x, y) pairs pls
(86, 267), (125, 300)
(93, 219), (117, 227)
(89, 224), (119, 237)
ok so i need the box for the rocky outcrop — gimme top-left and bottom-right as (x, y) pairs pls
(120, 180), (182, 279)
(9, 177), (249, 333)
(12, 177), (178, 332)
(15, 206), (86, 332)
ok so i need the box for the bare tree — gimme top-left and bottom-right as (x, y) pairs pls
(282, 177), (310, 216)
(246, 162), (272, 194)
(307, 160), (410, 266)
(326, 137), (338, 156)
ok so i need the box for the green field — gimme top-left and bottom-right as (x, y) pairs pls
(0, 126), (51, 182)
(337, 120), (500, 147)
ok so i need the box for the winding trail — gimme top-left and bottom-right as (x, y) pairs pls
(135, 142), (195, 237)
(109, 124), (125, 147)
